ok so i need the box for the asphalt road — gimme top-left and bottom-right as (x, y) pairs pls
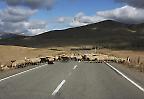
(0, 61), (144, 99)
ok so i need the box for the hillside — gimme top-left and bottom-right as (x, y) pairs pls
(0, 33), (25, 39)
(0, 20), (144, 50)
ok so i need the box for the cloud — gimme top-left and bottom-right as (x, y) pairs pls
(57, 17), (66, 23)
(26, 20), (48, 29)
(0, 21), (28, 34)
(0, 7), (48, 35)
(115, 0), (144, 9)
(0, 0), (55, 9)
(0, 7), (34, 34)
(25, 20), (48, 35)
(27, 28), (48, 35)
(0, 7), (37, 22)
(97, 5), (144, 24)
(0, 0), (55, 35)
(0, 20), (48, 35)
(57, 17), (68, 23)
(1, 0), (143, 36)
(70, 20), (87, 27)
(70, 12), (106, 27)
(56, 17), (72, 23)
(96, 0), (144, 24)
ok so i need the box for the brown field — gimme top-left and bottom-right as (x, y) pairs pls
(97, 49), (144, 63)
(0, 45), (67, 65)
(0, 45), (144, 71)
(96, 49), (144, 72)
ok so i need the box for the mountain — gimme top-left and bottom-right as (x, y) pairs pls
(0, 33), (25, 39)
(0, 20), (144, 50)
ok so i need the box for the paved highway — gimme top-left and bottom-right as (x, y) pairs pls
(0, 61), (144, 99)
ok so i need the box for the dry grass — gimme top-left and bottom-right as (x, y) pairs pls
(0, 45), (144, 72)
(96, 49), (144, 72)
(97, 49), (144, 63)
(0, 45), (65, 65)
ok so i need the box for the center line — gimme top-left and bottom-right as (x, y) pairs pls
(73, 65), (78, 70)
(52, 80), (66, 96)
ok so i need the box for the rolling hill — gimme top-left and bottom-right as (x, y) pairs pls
(0, 33), (25, 39)
(0, 20), (144, 50)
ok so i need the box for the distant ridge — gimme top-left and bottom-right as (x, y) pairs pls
(0, 33), (25, 39)
(0, 20), (144, 50)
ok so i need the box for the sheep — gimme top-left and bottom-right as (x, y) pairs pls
(82, 54), (91, 61)
(107, 56), (117, 62)
(70, 54), (77, 61)
(4, 61), (13, 68)
(59, 55), (70, 62)
(54, 56), (59, 61)
(40, 57), (48, 63)
(115, 58), (127, 64)
(29, 58), (41, 65)
(75, 55), (83, 61)
(95, 56), (104, 63)
(48, 58), (55, 64)
(12, 60), (26, 68)
(0, 60), (17, 70)
(0, 64), (4, 71)
(88, 56), (97, 61)
(0, 65), (9, 71)
(46, 56), (57, 61)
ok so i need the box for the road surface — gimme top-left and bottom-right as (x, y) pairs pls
(0, 61), (144, 99)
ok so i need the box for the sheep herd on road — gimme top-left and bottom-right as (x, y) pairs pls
(0, 54), (130, 71)
(0, 56), (55, 71)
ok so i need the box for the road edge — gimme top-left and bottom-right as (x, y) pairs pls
(104, 62), (144, 93)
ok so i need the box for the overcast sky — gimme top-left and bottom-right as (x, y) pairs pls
(0, 0), (144, 35)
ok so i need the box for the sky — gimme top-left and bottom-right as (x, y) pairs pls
(0, 0), (144, 35)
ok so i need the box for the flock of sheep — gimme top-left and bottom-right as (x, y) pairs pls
(0, 54), (129, 71)
(0, 56), (55, 71)
(69, 54), (129, 63)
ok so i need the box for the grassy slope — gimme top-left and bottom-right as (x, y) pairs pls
(0, 20), (143, 50)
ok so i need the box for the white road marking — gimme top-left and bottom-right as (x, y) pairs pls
(105, 62), (144, 93)
(52, 80), (66, 96)
(73, 65), (78, 70)
(0, 64), (47, 83)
